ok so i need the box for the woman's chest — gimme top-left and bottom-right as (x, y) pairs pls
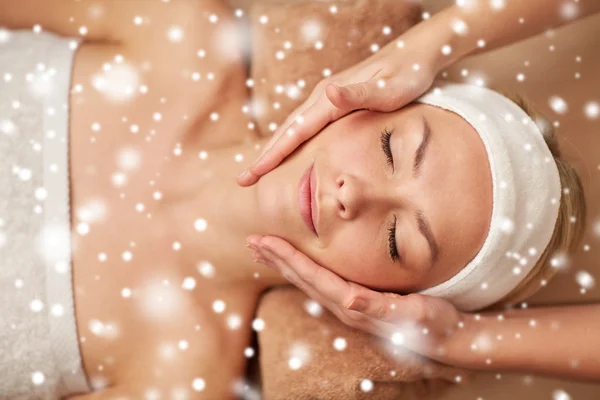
(73, 241), (260, 395)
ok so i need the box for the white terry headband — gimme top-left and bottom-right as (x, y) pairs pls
(416, 83), (562, 311)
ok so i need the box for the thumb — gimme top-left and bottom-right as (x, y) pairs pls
(328, 78), (418, 112)
(326, 81), (379, 110)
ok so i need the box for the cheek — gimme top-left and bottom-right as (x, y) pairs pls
(312, 223), (387, 286)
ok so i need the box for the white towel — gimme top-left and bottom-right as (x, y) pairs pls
(0, 29), (91, 399)
(417, 83), (561, 311)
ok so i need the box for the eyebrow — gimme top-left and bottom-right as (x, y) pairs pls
(413, 117), (439, 265)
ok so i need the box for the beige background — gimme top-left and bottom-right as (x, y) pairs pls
(235, 0), (600, 398)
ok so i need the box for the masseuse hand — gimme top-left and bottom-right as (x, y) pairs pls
(236, 24), (442, 187)
(247, 235), (472, 365)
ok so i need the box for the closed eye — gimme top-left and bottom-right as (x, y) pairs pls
(388, 216), (400, 262)
(380, 127), (394, 170)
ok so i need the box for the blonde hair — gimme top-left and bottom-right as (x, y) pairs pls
(488, 92), (587, 308)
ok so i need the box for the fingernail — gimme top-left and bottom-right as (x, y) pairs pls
(347, 297), (368, 312)
(246, 243), (258, 251)
(238, 169), (251, 180)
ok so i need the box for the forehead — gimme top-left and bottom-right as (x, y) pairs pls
(397, 104), (493, 283)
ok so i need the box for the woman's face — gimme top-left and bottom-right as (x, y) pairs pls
(254, 104), (492, 292)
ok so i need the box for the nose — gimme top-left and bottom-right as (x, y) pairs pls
(335, 173), (391, 220)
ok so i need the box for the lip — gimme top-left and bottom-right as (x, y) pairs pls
(298, 162), (318, 236)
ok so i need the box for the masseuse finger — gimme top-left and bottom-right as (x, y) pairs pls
(239, 90), (348, 186)
(257, 245), (383, 332)
(236, 100), (311, 187)
(356, 293), (461, 337)
(330, 76), (417, 113)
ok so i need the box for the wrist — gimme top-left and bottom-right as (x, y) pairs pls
(414, 5), (479, 74)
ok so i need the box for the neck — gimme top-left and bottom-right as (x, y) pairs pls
(159, 139), (287, 290)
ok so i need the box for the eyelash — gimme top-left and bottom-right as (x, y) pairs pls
(387, 215), (400, 262)
(380, 127), (394, 168)
(381, 128), (399, 262)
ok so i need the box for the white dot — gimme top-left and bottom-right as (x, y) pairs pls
(121, 288), (132, 298)
(33, 187), (47, 201)
(197, 261), (215, 278)
(51, 304), (64, 317)
(259, 15), (268, 24)
(391, 332), (404, 345)
(252, 318), (265, 331)
(304, 300), (323, 317)
(314, 41), (323, 50)
(560, 2), (579, 20)
(235, 9), (244, 18)
(481, 282), (488, 290)
(133, 16), (143, 25)
(209, 14), (218, 24)
(182, 277), (196, 290)
(333, 337), (347, 351)
(360, 379), (374, 392)
(553, 389), (572, 400)
(98, 253), (107, 262)
(194, 218), (207, 232)
(513, 267), (522, 275)
(168, 26), (184, 42)
(575, 271), (595, 289)
(549, 96), (568, 114)
(199, 151), (208, 160)
(244, 347), (255, 358)
(451, 19), (468, 35)
(227, 314), (242, 330)
(382, 26), (392, 35)
(584, 102), (599, 119)
(477, 39), (486, 48)
(490, 0), (505, 10)
(192, 378), (206, 392)
(153, 191), (162, 201)
(517, 73), (526, 82)
(288, 357), (302, 370)
(210, 112), (219, 121)
(441, 45), (452, 55)
(153, 112), (162, 121)
(213, 299), (226, 313)
(178, 340), (189, 350)
(79, 26), (88, 35)
(30, 299), (44, 312)
(499, 217), (515, 234)
(370, 43), (379, 53)
(412, 64), (420, 71)
(19, 168), (32, 181)
(32, 372), (45, 385)
(77, 222), (90, 236)
(329, 5), (338, 13)
(122, 251), (133, 262)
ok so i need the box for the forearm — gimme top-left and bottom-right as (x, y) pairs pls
(452, 304), (600, 380)
(415, 0), (600, 72)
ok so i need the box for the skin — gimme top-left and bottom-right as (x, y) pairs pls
(1, 1), (490, 398)
(254, 104), (493, 293)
